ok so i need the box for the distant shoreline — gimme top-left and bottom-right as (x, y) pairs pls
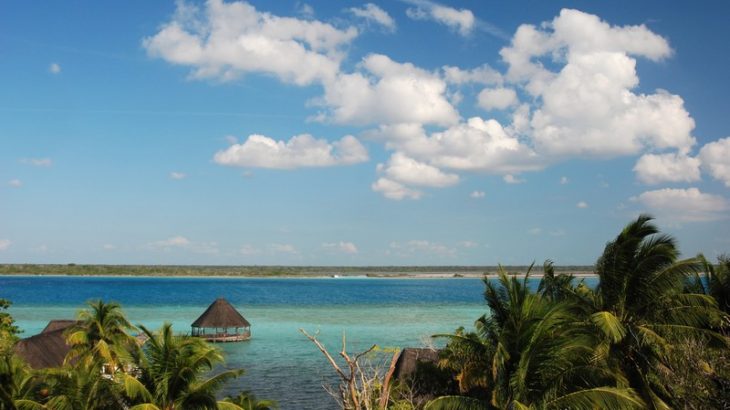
(0, 264), (596, 279)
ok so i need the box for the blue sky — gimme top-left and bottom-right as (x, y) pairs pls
(1, 0), (729, 266)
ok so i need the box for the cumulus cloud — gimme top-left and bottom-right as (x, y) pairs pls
(143, 0), (357, 85)
(102, 244), (116, 250)
(501, 9), (695, 158)
(405, 1), (474, 36)
(318, 54), (459, 126)
(370, 117), (541, 174)
(503, 174), (525, 184)
(376, 153), (459, 188)
(0, 239), (11, 251)
(20, 158), (52, 167)
(322, 241), (358, 254)
(528, 228), (542, 235)
(577, 201), (588, 208)
(49, 63), (61, 74)
(214, 133), (368, 169)
(470, 190), (485, 198)
(371, 178), (422, 200)
(699, 137), (730, 187)
(348, 3), (395, 32)
(442, 64), (502, 86)
(560, 176), (569, 184)
(632, 188), (729, 222)
(633, 152), (701, 184)
(8, 179), (22, 188)
(477, 87), (518, 111)
(170, 171), (187, 180)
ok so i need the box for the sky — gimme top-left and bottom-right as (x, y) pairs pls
(1, 0), (729, 266)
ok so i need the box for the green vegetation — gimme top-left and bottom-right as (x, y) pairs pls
(0, 264), (592, 278)
(0, 300), (275, 410)
(420, 215), (730, 409)
(0, 300), (19, 356)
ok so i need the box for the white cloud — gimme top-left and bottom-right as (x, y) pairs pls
(170, 171), (187, 180)
(458, 240), (479, 248)
(528, 228), (542, 235)
(214, 133), (367, 169)
(560, 176), (569, 184)
(699, 137), (730, 187)
(406, 1), (475, 36)
(0, 240), (11, 251)
(633, 152), (701, 184)
(501, 9), (695, 158)
(348, 3), (395, 32)
(369, 117), (541, 175)
(477, 87), (518, 111)
(376, 153), (459, 188)
(371, 177), (422, 200)
(20, 158), (52, 167)
(470, 190), (485, 198)
(102, 244), (116, 250)
(49, 63), (61, 74)
(503, 174), (525, 184)
(632, 187), (729, 222)
(296, 2), (314, 18)
(149, 236), (218, 254)
(389, 240), (456, 257)
(8, 179), (22, 188)
(577, 201), (588, 208)
(442, 64), (502, 86)
(143, 0), (357, 85)
(319, 54), (459, 126)
(322, 241), (358, 254)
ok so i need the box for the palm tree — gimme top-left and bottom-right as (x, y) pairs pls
(688, 255), (730, 316)
(431, 268), (643, 409)
(222, 392), (277, 410)
(65, 300), (138, 373)
(122, 322), (244, 410)
(33, 361), (124, 410)
(583, 214), (727, 409)
(0, 354), (44, 410)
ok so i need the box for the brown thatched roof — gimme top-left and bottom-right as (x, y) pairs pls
(393, 347), (440, 380)
(42, 320), (79, 334)
(14, 321), (75, 369)
(191, 298), (250, 328)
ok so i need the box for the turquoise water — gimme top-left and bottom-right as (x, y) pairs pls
(2, 275), (492, 409)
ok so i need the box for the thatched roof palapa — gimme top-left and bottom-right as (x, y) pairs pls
(393, 347), (440, 380)
(191, 298), (250, 329)
(14, 320), (76, 369)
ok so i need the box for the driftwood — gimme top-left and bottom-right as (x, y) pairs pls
(300, 329), (400, 410)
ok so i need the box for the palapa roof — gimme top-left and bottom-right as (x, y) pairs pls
(14, 320), (75, 369)
(42, 319), (79, 334)
(191, 298), (250, 328)
(393, 347), (440, 380)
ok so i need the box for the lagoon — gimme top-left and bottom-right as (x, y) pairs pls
(0, 275), (595, 409)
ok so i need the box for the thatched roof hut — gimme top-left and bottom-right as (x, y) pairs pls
(393, 348), (440, 380)
(14, 320), (76, 369)
(191, 298), (251, 342)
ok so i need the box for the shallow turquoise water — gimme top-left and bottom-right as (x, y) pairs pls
(2, 276), (495, 409)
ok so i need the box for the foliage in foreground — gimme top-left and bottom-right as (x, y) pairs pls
(0, 300), (276, 410)
(426, 215), (730, 410)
